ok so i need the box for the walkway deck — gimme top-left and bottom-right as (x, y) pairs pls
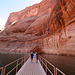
(16, 57), (46, 75)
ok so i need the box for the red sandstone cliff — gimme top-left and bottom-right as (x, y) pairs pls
(0, 0), (75, 55)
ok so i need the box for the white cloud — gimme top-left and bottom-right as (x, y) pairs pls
(0, 18), (6, 30)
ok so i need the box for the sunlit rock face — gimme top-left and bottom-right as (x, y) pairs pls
(0, 0), (75, 55)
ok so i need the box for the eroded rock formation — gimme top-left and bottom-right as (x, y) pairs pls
(0, 0), (75, 55)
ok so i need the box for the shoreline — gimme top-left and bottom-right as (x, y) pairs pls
(0, 51), (75, 57)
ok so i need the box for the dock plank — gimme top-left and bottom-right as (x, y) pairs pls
(16, 57), (46, 75)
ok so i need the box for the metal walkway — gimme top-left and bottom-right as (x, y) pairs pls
(16, 57), (46, 75)
(0, 55), (66, 75)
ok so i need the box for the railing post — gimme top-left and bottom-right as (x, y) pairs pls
(16, 60), (18, 73)
(54, 66), (56, 75)
(39, 57), (41, 64)
(23, 57), (24, 64)
(46, 61), (47, 75)
(41, 57), (43, 68)
(56, 68), (57, 75)
(41, 58), (43, 67)
(22, 57), (23, 66)
(1, 67), (3, 75)
(24, 56), (26, 63)
(3, 66), (6, 75)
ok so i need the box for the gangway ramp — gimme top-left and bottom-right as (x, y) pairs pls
(16, 57), (46, 75)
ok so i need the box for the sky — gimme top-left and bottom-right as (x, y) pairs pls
(0, 0), (42, 30)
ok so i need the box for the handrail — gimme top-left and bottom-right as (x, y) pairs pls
(0, 54), (66, 75)
(42, 61), (53, 75)
(0, 54), (29, 75)
(39, 55), (55, 75)
(40, 55), (55, 67)
(0, 67), (3, 75)
(5, 56), (23, 67)
(6, 60), (24, 75)
(39, 55), (66, 75)
(6, 55), (29, 75)
(56, 68), (66, 75)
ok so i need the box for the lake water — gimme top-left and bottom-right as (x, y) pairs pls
(0, 54), (75, 75)
(0, 54), (24, 68)
(41, 54), (75, 75)
(0, 54), (25, 75)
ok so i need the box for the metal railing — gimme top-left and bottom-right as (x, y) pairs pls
(0, 54), (66, 75)
(0, 67), (3, 75)
(39, 55), (66, 75)
(0, 54), (29, 75)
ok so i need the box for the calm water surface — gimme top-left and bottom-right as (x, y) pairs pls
(41, 54), (75, 75)
(0, 54), (25, 75)
(0, 54), (24, 68)
(0, 54), (75, 75)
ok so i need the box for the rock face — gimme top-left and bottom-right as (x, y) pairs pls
(0, 0), (75, 55)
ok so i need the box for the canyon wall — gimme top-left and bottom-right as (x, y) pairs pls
(0, 0), (75, 55)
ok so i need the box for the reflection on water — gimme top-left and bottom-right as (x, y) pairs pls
(41, 54), (75, 75)
(0, 54), (75, 75)
(0, 54), (24, 68)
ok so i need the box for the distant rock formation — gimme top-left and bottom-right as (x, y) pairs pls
(0, 0), (75, 55)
